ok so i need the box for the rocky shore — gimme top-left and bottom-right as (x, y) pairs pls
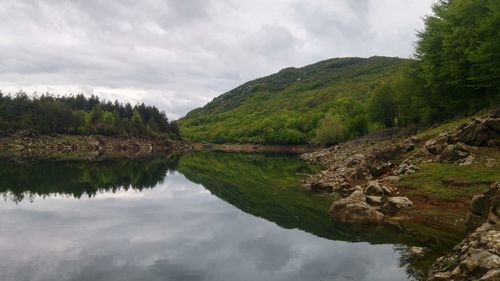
(301, 108), (500, 280)
(0, 133), (192, 160)
(427, 181), (500, 281)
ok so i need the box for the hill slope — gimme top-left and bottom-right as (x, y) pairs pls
(179, 56), (408, 144)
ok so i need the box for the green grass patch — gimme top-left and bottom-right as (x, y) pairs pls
(401, 158), (499, 200)
(415, 116), (472, 139)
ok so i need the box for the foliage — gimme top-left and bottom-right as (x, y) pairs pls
(312, 113), (345, 145)
(415, 0), (500, 117)
(0, 92), (181, 139)
(0, 156), (180, 203)
(179, 57), (405, 145)
(180, 0), (500, 145)
(367, 83), (396, 128)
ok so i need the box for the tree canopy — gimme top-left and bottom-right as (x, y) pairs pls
(0, 92), (181, 139)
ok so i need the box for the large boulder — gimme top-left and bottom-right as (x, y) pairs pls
(450, 115), (499, 147)
(329, 190), (385, 224)
(465, 181), (500, 233)
(437, 142), (470, 163)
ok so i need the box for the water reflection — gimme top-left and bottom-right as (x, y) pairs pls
(0, 152), (459, 281)
(0, 156), (180, 202)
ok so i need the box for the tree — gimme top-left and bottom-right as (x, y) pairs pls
(312, 113), (345, 145)
(416, 0), (500, 116)
(130, 110), (145, 136)
(367, 84), (396, 128)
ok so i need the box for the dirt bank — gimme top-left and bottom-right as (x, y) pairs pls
(191, 143), (320, 154)
(0, 133), (192, 160)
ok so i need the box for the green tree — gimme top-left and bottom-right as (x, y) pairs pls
(131, 110), (145, 136)
(312, 113), (345, 145)
(367, 84), (396, 128)
(416, 0), (500, 116)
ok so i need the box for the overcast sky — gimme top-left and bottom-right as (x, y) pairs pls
(0, 0), (434, 119)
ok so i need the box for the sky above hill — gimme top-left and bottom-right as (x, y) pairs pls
(0, 0), (433, 119)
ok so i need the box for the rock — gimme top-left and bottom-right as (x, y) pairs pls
(458, 155), (475, 166)
(393, 161), (419, 176)
(365, 145), (401, 176)
(345, 163), (372, 181)
(385, 197), (413, 210)
(329, 190), (385, 224)
(465, 181), (500, 233)
(425, 134), (449, 154)
(437, 143), (470, 163)
(479, 269), (500, 280)
(364, 180), (392, 196)
(485, 137), (500, 147)
(489, 195), (500, 226)
(464, 212), (484, 234)
(483, 117), (500, 132)
(410, 136), (422, 143)
(428, 223), (500, 281)
(415, 147), (432, 157)
(486, 158), (497, 168)
(408, 246), (428, 258)
(307, 181), (333, 193)
(366, 160), (392, 177)
(451, 117), (499, 147)
(366, 196), (383, 206)
(382, 175), (401, 183)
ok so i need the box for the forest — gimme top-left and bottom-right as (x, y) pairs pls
(0, 92), (181, 139)
(179, 0), (500, 145)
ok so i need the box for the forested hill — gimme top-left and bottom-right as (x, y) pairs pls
(180, 0), (500, 145)
(179, 56), (407, 144)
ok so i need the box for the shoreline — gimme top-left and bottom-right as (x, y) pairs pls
(191, 143), (320, 154)
(0, 133), (192, 161)
(300, 108), (500, 280)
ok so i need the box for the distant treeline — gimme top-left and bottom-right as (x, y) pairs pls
(0, 92), (181, 139)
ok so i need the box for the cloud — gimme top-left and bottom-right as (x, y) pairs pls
(0, 0), (433, 119)
(0, 172), (410, 281)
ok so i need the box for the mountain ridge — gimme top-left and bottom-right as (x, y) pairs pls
(179, 56), (410, 144)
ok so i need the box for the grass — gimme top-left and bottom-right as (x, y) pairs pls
(415, 116), (472, 139)
(400, 148), (500, 200)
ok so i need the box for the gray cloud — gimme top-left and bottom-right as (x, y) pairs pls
(0, 172), (410, 281)
(0, 0), (433, 118)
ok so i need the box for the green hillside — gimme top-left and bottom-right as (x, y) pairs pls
(179, 56), (408, 144)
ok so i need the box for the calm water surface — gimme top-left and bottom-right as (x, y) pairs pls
(0, 152), (456, 281)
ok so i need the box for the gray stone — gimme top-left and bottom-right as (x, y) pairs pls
(366, 196), (383, 206)
(385, 197), (413, 210)
(364, 180), (392, 196)
(408, 246), (428, 258)
(382, 175), (401, 183)
(329, 190), (385, 224)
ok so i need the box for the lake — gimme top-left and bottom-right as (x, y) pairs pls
(0, 152), (458, 281)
